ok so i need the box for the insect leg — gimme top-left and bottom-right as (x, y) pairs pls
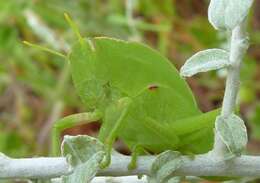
(128, 145), (149, 170)
(99, 97), (132, 169)
(51, 110), (102, 156)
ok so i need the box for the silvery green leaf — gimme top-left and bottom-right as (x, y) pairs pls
(208, 0), (254, 30)
(62, 151), (104, 183)
(50, 178), (62, 183)
(61, 135), (104, 167)
(29, 179), (51, 183)
(0, 153), (10, 168)
(148, 151), (182, 183)
(168, 177), (182, 183)
(61, 135), (105, 183)
(180, 49), (230, 77)
(215, 114), (248, 156)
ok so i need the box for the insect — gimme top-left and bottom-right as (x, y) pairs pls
(25, 14), (219, 169)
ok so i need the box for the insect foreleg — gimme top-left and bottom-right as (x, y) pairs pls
(99, 97), (132, 169)
(51, 110), (102, 156)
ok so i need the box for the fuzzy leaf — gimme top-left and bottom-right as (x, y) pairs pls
(148, 151), (182, 183)
(50, 178), (62, 183)
(29, 179), (52, 183)
(180, 49), (230, 77)
(216, 114), (248, 156)
(208, 0), (253, 30)
(168, 177), (182, 183)
(61, 135), (105, 183)
(0, 152), (10, 169)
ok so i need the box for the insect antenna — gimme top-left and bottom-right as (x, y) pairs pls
(23, 41), (67, 59)
(64, 13), (84, 46)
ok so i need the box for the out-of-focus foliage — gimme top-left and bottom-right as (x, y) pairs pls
(0, 0), (259, 161)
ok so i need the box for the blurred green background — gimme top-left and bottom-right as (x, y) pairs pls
(0, 0), (260, 160)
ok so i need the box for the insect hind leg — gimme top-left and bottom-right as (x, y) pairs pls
(51, 110), (102, 156)
(98, 97), (132, 169)
(128, 144), (150, 170)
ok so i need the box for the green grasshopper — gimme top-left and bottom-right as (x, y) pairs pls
(25, 14), (219, 169)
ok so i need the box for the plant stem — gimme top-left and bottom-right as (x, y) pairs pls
(53, 176), (147, 183)
(0, 155), (70, 179)
(213, 22), (249, 156)
(126, 0), (141, 40)
(3, 154), (260, 179)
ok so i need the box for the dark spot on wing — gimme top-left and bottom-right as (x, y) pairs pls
(148, 84), (159, 91)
